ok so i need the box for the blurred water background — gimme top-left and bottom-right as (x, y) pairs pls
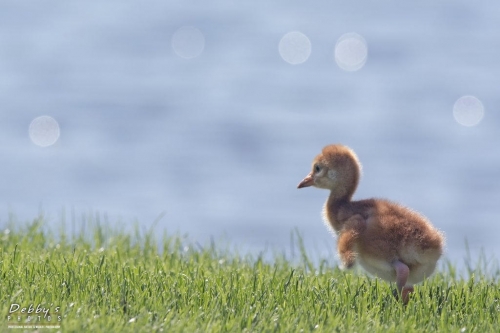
(1, 1), (499, 269)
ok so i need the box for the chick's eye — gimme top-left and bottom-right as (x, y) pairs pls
(314, 164), (321, 172)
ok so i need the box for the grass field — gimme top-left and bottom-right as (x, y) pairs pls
(1, 216), (499, 332)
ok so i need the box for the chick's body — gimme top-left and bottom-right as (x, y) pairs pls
(325, 198), (443, 284)
(298, 144), (444, 303)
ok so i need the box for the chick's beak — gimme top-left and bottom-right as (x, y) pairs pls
(297, 173), (314, 189)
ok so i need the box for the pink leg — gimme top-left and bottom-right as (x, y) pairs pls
(401, 286), (414, 304)
(391, 260), (413, 304)
(392, 260), (409, 291)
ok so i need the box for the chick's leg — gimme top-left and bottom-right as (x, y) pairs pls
(401, 286), (414, 304)
(391, 260), (413, 304)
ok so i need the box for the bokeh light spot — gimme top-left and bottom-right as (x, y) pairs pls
(171, 26), (205, 59)
(279, 31), (311, 65)
(453, 95), (484, 127)
(29, 115), (60, 147)
(334, 32), (368, 71)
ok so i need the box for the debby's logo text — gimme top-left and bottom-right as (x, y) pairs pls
(7, 303), (62, 323)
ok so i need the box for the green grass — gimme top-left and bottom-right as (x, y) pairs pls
(1, 216), (499, 332)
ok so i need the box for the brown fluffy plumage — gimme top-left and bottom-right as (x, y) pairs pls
(298, 144), (445, 303)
